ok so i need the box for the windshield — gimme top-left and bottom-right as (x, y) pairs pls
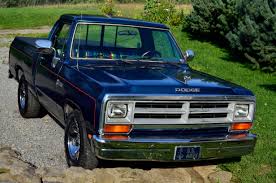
(71, 23), (184, 62)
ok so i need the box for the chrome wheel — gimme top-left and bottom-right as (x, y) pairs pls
(19, 82), (26, 109)
(67, 118), (81, 161)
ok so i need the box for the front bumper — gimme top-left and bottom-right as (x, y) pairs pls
(92, 133), (256, 161)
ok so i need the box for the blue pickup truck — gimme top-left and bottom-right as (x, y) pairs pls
(8, 14), (256, 169)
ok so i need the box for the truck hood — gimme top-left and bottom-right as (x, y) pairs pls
(78, 63), (253, 96)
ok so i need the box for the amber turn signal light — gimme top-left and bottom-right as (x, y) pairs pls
(231, 122), (252, 131)
(103, 124), (132, 133)
(103, 135), (129, 140)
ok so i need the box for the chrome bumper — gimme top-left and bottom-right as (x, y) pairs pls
(92, 133), (256, 161)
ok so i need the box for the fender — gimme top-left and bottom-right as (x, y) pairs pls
(64, 99), (95, 134)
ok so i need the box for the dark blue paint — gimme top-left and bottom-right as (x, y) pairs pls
(9, 14), (254, 133)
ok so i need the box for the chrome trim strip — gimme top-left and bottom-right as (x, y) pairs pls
(189, 108), (230, 114)
(135, 108), (187, 114)
(102, 94), (256, 101)
(76, 22), (169, 30)
(133, 123), (229, 130)
(93, 133), (256, 144)
(133, 119), (185, 125)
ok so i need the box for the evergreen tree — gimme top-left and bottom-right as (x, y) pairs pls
(184, 0), (235, 37)
(184, 0), (276, 72)
(226, 0), (276, 71)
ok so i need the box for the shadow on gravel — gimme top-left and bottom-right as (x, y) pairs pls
(99, 158), (241, 170)
(47, 113), (65, 129)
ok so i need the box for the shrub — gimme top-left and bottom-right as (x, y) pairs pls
(184, 0), (276, 72)
(101, 0), (116, 16)
(142, 0), (185, 26)
(143, 0), (174, 24)
(184, 0), (235, 38)
(2, 0), (21, 7)
(169, 10), (185, 26)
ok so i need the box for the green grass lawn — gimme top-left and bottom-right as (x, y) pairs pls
(173, 27), (276, 183)
(0, 4), (101, 29)
(0, 4), (275, 182)
(0, 3), (191, 29)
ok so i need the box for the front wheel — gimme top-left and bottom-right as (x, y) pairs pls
(64, 110), (99, 169)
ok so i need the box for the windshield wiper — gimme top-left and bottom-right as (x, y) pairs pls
(163, 61), (182, 67)
(113, 59), (134, 65)
(132, 57), (182, 67)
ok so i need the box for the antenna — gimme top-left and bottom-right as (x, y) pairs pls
(105, 14), (112, 18)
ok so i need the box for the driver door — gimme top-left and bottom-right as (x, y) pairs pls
(35, 23), (70, 118)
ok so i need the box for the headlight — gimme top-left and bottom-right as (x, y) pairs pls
(234, 104), (249, 118)
(233, 103), (254, 121)
(108, 104), (128, 118)
(105, 101), (134, 124)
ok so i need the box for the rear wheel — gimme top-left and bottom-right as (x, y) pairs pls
(64, 110), (99, 169)
(18, 76), (46, 118)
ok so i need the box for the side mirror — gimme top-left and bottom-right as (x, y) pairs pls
(185, 49), (195, 61)
(35, 39), (53, 53)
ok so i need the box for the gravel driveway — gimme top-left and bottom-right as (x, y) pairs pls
(0, 63), (67, 168)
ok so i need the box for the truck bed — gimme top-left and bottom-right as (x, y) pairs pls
(9, 37), (47, 88)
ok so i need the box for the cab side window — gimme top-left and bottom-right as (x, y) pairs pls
(53, 23), (70, 58)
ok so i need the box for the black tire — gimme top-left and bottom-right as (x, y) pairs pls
(64, 110), (99, 169)
(18, 76), (46, 118)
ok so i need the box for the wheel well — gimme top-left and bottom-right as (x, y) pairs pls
(64, 100), (94, 134)
(15, 66), (23, 81)
(64, 100), (81, 122)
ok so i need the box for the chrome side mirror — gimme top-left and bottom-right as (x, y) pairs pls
(35, 39), (53, 54)
(184, 49), (195, 61)
(35, 39), (52, 49)
(35, 39), (59, 67)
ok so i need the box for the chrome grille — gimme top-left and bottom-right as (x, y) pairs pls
(189, 113), (228, 119)
(133, 101), (232, 124)
(135, 103), (183, 108)
(190, 103), (228, 108)
(134, 113), (182, 119)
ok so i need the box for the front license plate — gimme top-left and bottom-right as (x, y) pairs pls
(174, 146), (201, 160)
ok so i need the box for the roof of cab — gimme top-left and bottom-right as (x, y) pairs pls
(60, 14), (169, 29)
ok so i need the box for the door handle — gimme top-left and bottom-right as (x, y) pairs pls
(52, 57), (60, 68)
(56, 79), (63, 88)
(39, 56), (45, 60)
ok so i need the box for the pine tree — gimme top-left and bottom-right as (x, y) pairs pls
(184, 0), (276, 72)
(226, 0), (276, 71)
(184, 0), (234, 36)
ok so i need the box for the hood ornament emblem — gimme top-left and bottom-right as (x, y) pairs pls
(183, 75), (191, 84)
